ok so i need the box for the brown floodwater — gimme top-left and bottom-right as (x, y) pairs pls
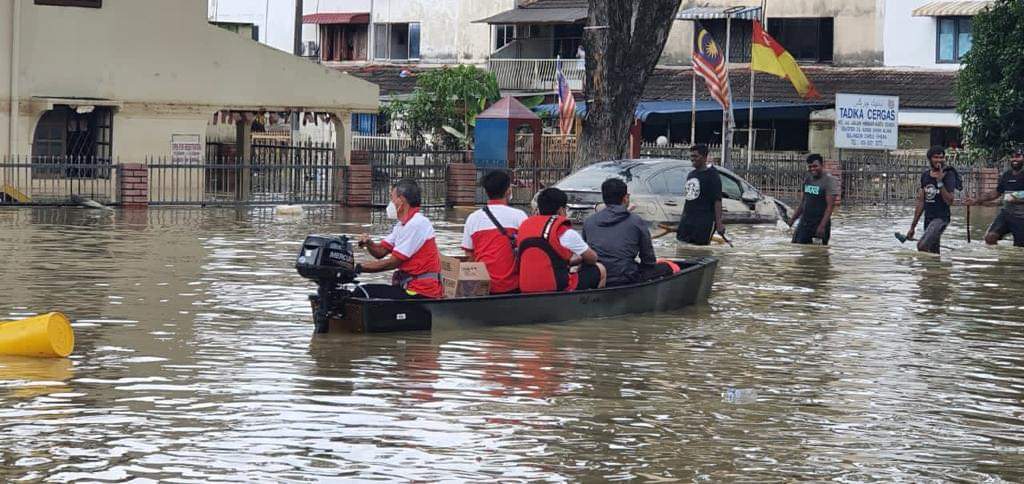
(1, 205), (1022, 482)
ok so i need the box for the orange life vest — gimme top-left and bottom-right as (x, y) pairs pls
(517, 215), (573, 293)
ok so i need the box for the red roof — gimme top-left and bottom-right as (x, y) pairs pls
(302, 12), (370, 24)
(477, 97), (540, 121)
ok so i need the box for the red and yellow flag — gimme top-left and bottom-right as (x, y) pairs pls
(750, 20), (820, 100)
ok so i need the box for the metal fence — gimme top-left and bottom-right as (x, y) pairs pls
(147, 158), (345, 205)
(1, 156), (118, 205)
(368, 151), (464, 207)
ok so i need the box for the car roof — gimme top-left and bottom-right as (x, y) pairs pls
(586, 158), (693, 170)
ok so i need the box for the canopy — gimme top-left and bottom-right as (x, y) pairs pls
(476, 7), (587, 25)
(912, 1), (992, 16)
(302, 12), (370, 24)
(676, 6), (763, 20)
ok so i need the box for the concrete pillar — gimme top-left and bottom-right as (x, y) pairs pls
(334, 112), (352, 166)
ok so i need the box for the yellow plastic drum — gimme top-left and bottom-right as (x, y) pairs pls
(0, 312), (75, 358)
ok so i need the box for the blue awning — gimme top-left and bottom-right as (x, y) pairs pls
(534, 100), (828, 123)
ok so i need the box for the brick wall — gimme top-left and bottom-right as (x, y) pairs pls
(447, 163), (477, 207)
(977, 168), (1001, 204)
(119, 163), (149, 208)
(346, 164), (372, 207)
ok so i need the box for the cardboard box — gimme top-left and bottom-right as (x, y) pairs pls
(440, 255), (490, 298)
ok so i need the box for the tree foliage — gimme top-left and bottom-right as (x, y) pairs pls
(577, 0), (682, 167)
(956, 0), (1024, 157)
(383, 65), (500, 150)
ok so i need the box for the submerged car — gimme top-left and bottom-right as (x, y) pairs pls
(553, 158), (793, 225)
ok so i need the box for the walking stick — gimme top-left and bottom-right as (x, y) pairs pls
(966, 203), (972, 243)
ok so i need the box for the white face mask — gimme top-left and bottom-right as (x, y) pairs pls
(385, 201), (398, 220)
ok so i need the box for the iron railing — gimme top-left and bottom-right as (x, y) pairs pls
(368, 151), (465, 207)
(147, 157), (346, 206)
(487, 58), (584, 92)
(0, 156), (117, 205)
(353, 135), (415, 153)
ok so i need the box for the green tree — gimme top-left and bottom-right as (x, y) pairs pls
(956, 0), (1024, 158)
(383, 65), (500, 150)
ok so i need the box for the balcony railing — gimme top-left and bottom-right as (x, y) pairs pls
(487, 58), (584, 92)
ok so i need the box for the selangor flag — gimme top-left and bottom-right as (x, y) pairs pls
(750, 20), (820, 99)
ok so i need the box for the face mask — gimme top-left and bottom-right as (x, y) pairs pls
(507, 192), (513, 203)
(386, 201), (398, 220)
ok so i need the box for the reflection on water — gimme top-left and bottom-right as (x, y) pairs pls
(1, 205), (1023, 481)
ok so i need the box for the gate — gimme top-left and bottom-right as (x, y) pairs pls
(369, 151), (463, 207)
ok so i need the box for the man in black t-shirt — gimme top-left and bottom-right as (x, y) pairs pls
(676, 144), (724, 245)
(906, 146), (957, 254)
(789, 153), (840, 245)
(968, 148), (1024, 247)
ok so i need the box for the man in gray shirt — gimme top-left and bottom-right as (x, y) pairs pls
(788, 153), (840, 245)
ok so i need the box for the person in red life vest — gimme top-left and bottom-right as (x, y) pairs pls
(356, 179), (443, 299)
(519, 188), (606, 293)
(462, 170), (528, 294)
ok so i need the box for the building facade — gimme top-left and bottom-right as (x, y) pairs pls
(2, 0), (378, 161)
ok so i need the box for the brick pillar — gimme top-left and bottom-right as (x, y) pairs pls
(346, 164), (372, 207)
(824, 159), (843, 204)
(447, 163), (477, 207)
(119, 163), (149, 208)
(978, 168), (1000, 205)
(350, 150), (369, 165)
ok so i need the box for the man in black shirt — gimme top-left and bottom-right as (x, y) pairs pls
(968, 148), (1024, 247)
(906, 146), (957, 254)
(789, 153), (840, 245)
(676, 144), (724, 245)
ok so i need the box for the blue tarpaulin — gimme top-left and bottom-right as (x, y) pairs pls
(533, 100), (827, 123)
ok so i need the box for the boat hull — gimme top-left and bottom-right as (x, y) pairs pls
(309, 256), (717, 333)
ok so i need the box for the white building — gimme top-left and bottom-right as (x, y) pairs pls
(884, 0), (990, 69)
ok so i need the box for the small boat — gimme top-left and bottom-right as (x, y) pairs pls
(305, 256), (718, 334)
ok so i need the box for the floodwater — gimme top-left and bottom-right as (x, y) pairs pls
(1, 205), (1022, 482)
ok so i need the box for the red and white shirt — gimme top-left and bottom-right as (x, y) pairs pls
(381, 208), (443, 298)
(461, 200), (528, 294)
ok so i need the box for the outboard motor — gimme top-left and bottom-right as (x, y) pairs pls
(296, 235), (358, 333)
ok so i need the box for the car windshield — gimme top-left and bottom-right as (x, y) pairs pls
(556, 163), (654, 191)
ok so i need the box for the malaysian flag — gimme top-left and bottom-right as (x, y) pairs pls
(692, 23), (732, 111)
(556, 60), (576, 137)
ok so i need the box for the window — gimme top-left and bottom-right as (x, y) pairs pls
(767, 18), (833, 63)
(35, 0), (101, 7)
(647, 167), (691, 195)
(937, 16), (972, 63)
(719, 173), (743, 200)
(321, 24), (368, 61)
(373, 22), (421, 61)
(495, 24), (515, 50)
(31, 106), (113, 179)
(703, 20), (753, 63)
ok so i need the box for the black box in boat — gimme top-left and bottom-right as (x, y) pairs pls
(296, 234), (718, 334)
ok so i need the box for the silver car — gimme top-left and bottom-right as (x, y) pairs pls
(553, 158), (793, 225)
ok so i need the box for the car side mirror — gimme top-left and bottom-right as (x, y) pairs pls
(741, 190), (760, 203)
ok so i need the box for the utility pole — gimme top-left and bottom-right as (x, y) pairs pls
(292, 0), (303, 144)
(294, 0), (303, 56)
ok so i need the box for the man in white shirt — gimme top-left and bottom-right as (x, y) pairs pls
(461, 170), (528, 294)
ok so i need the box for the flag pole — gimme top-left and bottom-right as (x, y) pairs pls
(722, 16), (732, 168)
(747, 1), (765, 169)
(691, 29), (697, 145)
